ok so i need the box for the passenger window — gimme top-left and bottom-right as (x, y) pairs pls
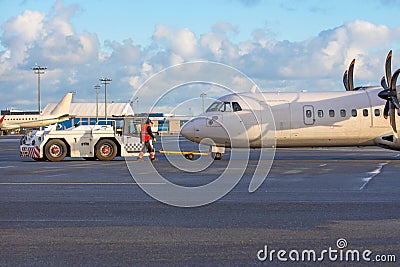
(351, 109), (357, 117)
(317, 110), (323, 118)
(232, 102), (242, 112)
(306, 110), (312, 118)
(363, 109), (369, 116)
(374, 109), (380, 116)
(329, 110), (335, 117)
(340, 109), (346, 117)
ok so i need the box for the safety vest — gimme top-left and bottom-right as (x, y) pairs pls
(141, 124), (151, 142)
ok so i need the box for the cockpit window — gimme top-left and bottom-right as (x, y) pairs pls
(206, 101), (233, 112)
(232, 102), (242, 112)
(206, 101), (223, 112)
(224, 102), (232, 112)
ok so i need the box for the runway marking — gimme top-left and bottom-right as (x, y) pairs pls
(319, 164), (327, 167)
(0, 182), (166, 185)
(360, 162), (388, 190)
(45, 174), (67, 177)
(0, 166), (15, 169)
(283, 169), (303, 174)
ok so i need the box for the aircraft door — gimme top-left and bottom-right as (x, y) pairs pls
(259, 101), (276, 147)
(303, 105), (315, 125)
(365, 91), (387, 128)
(272, 103), (291, 139)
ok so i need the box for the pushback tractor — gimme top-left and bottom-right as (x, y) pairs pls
(20, 117), (147, 162)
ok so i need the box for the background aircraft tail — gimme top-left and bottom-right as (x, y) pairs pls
(50, 92), (73, 116)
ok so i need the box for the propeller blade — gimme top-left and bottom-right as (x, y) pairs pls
(390, 102), (398, 138)
(384, 100), (389, 118)
(348, 59), (355, 91)
(381, 76), (388, 90)
(380, 51), (398, 137)
(390, 68), (400, 90)
(386, 50), (393, 89)
(343, 70), (349, 91)
(391, 68), (400, 104)
(391, 96), (400, 109)
(389, 67), (400, 110)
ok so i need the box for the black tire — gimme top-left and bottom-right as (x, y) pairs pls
(212, 152), (222, 160)
(185, 153), (194, 160)
(95, 139), (117, 161)
(45, 139), (67, 162)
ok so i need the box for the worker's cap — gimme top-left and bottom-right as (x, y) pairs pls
(146, 118), (152, 124)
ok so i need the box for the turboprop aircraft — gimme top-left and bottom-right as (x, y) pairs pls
(180, 51), (400, 160)
(0, 92), (73, 130)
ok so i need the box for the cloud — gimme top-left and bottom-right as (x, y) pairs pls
(0, 10), (45, 72)
(171, 28), (198, 58)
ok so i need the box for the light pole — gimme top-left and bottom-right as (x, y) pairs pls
(32, 64), (47, 113)
(99, 77), (112, 124)
(200, 92), (207, 113)
(94, 84), (100, 124)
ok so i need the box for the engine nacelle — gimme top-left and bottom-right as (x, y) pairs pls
(374, 134), (400, 151)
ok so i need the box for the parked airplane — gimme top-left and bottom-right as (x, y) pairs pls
(180, 51), (400, 160)
(0, 92), (74, 130)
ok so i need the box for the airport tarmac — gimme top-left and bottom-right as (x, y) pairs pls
(0, 135), (399, 266)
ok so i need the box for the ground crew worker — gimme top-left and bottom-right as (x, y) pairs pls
(138, 118), (156, 161)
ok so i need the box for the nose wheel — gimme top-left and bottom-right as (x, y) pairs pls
(212, 152), (223, 160)
(210, 146), (225, 160)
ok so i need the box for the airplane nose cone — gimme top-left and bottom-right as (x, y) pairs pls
(180, 120), (195, 141)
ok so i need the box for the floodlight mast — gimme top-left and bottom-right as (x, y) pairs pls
(200, 92), (207, 113)
(99, 77), (112, 124)
(93, 84), (101, 124)
(32, 64), (47, 113)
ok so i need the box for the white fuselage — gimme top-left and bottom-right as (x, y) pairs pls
(0, 92), (73, 130)
(0, 114), (70, 130)
(181, 87), (399, 150)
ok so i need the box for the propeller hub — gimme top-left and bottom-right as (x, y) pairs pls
(378, 89), (389, 100)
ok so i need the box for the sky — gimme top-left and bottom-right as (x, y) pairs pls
(1, 0), (400, 115)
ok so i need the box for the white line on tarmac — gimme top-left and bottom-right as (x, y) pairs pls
(0, 182), (166, 185)
(359, 162), (388, 190)
(0, 166), (15, 169)
(45, 174), (67, 177)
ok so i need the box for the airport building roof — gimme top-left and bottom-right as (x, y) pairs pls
(42, 102), (134, 117)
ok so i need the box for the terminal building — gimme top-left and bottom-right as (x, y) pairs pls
(42, 103), (191, 135)
(42, 102), (134, 128)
